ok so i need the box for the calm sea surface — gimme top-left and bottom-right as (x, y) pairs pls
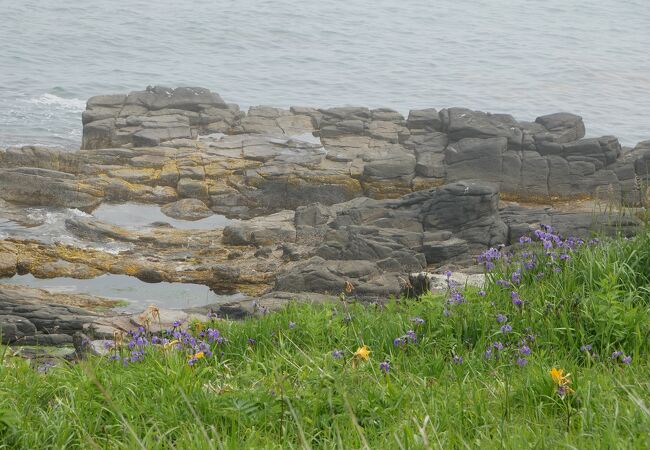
(0, 0), (648, 149)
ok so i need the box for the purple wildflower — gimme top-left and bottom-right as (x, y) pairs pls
(206, 328), (223, 344)
(453, 355), (463, 365)
(519, 345), (531, 356)
(511, 292), (523, 308)
(484, 348), (493, 359)
(332, 350), (343, 359)
(516, 357), (528, 367)
(289, 321), (296, 329)
(511, 271), (521, 285)
(405, 330), (417, 343)
(500, 324), (512, 334)
(580, 344), (592, 352)
(409, 317), (425, 325)
(493, 341), (504, 351)
(519, 236), (532, 244)
(621, 355), (632, 364)
(557, 385), (569, 397)
(478, 290), (486, 297)
(611, 350), (623, 359)
(379, 361), (390, 374)
(496, 314), (508, 324)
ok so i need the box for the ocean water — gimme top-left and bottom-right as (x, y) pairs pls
(0, 0), (648, 149)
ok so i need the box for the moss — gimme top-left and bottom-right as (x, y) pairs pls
(362, 179), (413, 199)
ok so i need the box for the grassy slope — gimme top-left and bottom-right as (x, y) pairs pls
(0, 229), (649, 449)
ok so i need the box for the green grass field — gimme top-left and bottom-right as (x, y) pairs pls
(1, 226), (649, 449)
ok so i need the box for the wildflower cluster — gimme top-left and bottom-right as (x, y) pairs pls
(105, 316), (226, 367)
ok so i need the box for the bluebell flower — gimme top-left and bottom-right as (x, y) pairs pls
(406, 330), (417, 343)
(511, 271), (521, 285)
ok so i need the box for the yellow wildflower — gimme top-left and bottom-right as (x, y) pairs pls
(353, 345), (370, 361)
(550, 368), (571, 386)
(550, 367), (574, 395)
(189, 351), (205, 360)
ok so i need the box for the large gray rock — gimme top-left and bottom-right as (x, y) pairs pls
(440, 108), (523, 148)
(0, 285), (104, 342)
(223, 211), (296, 246)
(0, 315), (37, 343)
(0, 168), (103, 211)
(444, 137), (506, 183)
(534, 112), (585, 143)
(124, 86), (227, 111)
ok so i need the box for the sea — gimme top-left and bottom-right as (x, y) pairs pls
(0, 0), (648, 149)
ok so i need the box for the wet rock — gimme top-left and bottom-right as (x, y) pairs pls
(161, 198), (213, 221)
(0, 251), (17, 278)
(65, 216), (139, 242)
(135, 268), (165, 283)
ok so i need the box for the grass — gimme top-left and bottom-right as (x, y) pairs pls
(0, 227), (649, 448)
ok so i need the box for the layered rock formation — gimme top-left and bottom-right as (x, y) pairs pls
(0, 86), (648, 345)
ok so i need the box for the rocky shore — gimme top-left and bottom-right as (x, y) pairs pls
(1, 86), (648, 346)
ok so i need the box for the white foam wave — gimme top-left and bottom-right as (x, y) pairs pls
(29, 94), (85, 111)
